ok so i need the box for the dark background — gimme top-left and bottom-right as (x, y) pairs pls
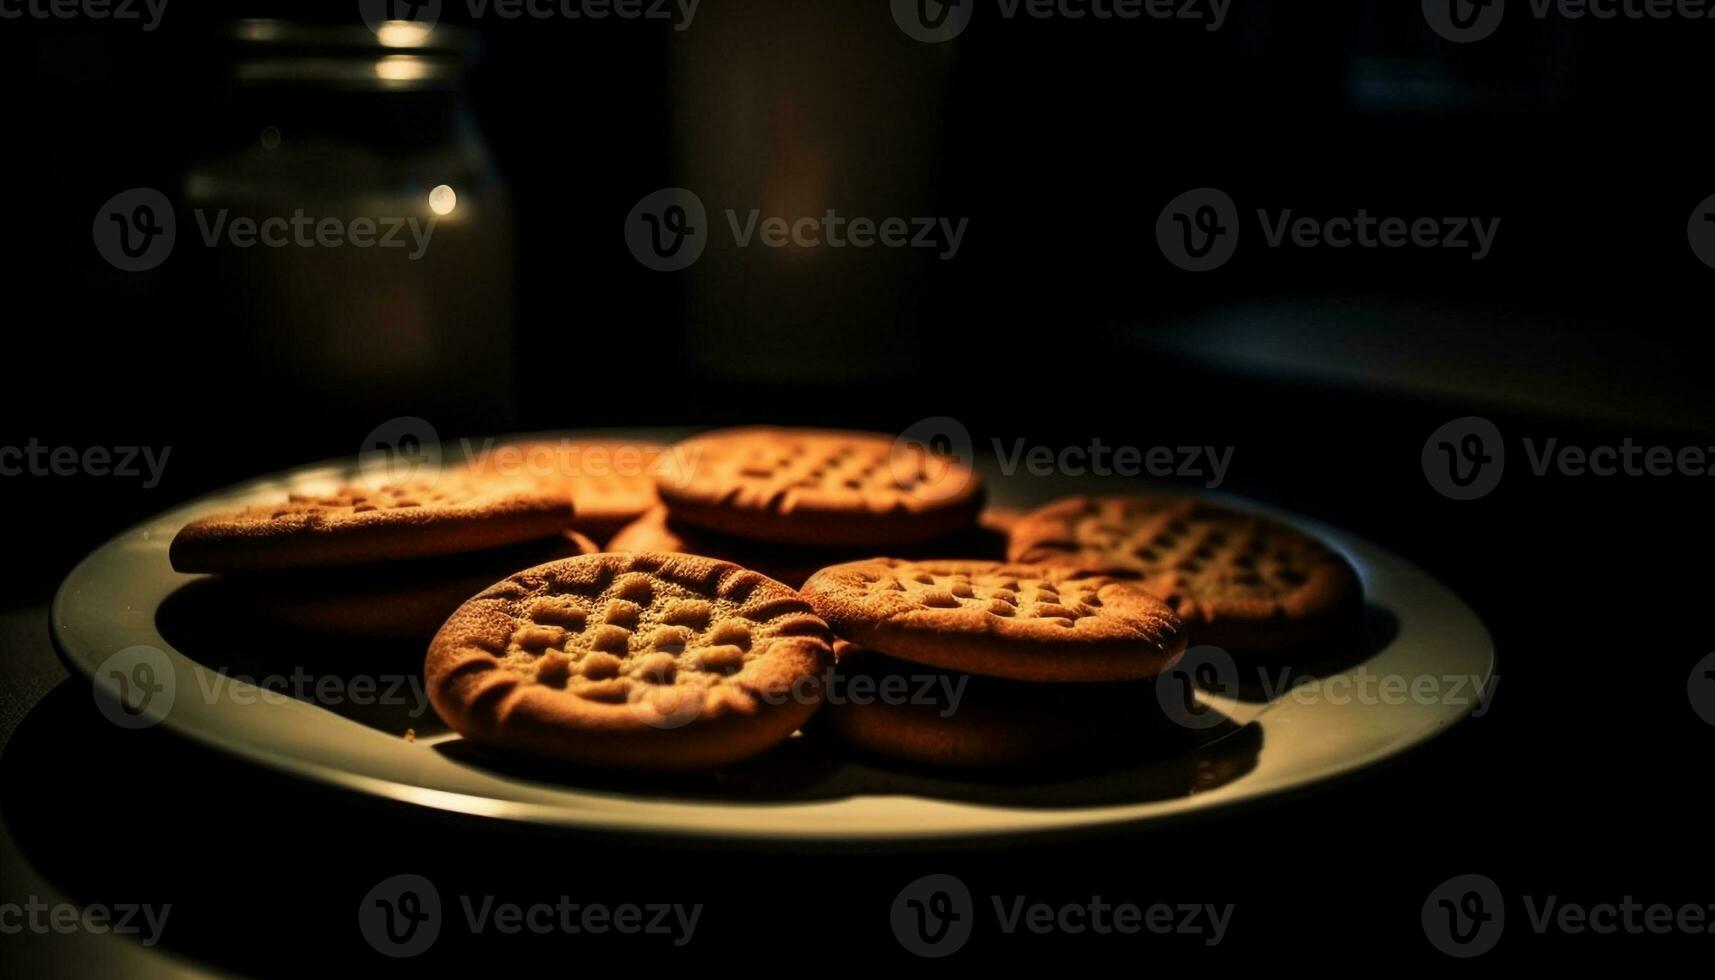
(1, 1), (1711, 972)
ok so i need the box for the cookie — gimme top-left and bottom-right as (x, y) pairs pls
(463, 439), (665, 540)
(225, 531), (600, 639)
(426, 553), (835, 771)
(819, 644), (1181, 769)
(609, 506), (1012, 588)
(655, 427), (984, 549)
(801, 559), (1185, 682)
(170, 475), (576, 573)
(1008, 495), (1362, 654)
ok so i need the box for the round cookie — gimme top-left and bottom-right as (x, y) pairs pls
(225, 531), (600, 639)
(170, 475), (576, 573)
(462, 439), (665, 541)
(426, 553), (835, 771)
(820, 645), (1181, 770)
(655, 427), (984, 549)
(801, 559), (1185, 683)
(1008, 495), (1362, 654)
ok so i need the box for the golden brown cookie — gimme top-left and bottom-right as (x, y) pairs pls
(462, 439), (665, 541)
(1008, 495), (1362, 654)
(655, 427), (983, 549)
(224, 531), (600, 639)
(426, 553), (835, 771)
(801, 559), (1185, 682)
(170, 475), (576, 573)
(819, 645), (1180, 769)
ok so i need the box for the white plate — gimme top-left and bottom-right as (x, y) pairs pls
(52, 433), (1493, 841)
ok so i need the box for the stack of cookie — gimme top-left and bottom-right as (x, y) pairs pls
(608, 427), (1006, 585)
(168, 438), (673, 639)
(167, 428), (1364, 776)
(415, 427), (1037, 772)
(168, 473), (594, 639)
(408, 444), (1361, 773)
(801, 559), (1190, 769)
(790, 497), (1362, 769)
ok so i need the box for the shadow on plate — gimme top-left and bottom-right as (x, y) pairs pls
(433, 715), (1261, 810)
(155, 577), (451, 738)
(1225, 603), (1401, 703)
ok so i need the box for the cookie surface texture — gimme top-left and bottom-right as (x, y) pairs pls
(170, 475), (576, 573)
(1008, 495), (1361, 653)
(801, 559), (1185, 683)
(655, 427), (983, 548)
(426, 553), (834, 770)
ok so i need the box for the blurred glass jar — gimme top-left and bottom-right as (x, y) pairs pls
(184, 19), (514, 428)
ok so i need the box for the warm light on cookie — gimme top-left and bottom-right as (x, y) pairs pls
(429, 184), (458, 216)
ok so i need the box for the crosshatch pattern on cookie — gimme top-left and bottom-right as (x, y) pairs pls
(265, 480), (480, 518)
(1013, 497), (1347, 605)
(455, 554), (830, 708)
(852, 564), (1115, 627)
(668, 429), (967, 513)
(802, 559), (1187, 684)
(812, 559), (1180, 639)
(170, 471), (579, 573)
